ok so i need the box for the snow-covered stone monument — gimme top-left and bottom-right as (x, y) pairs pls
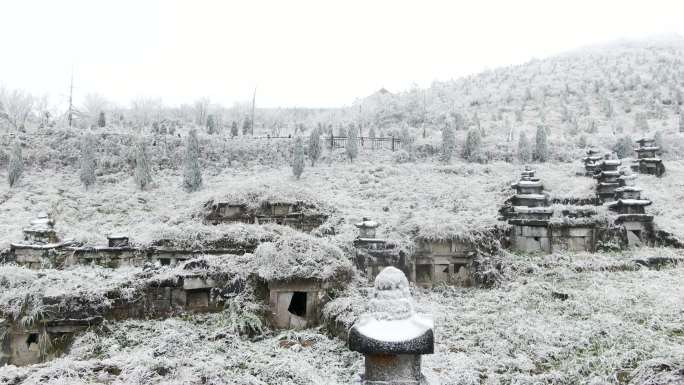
(348, 266), (434, 385)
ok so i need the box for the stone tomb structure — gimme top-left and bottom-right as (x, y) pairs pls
(631, 137), (665, 177)
(0, 263), (241, 366)
(410, 236), (475, 288)
(204, 200), (328, 232)
(353, 218), (404, 283)
(267, 279), (329, 329)
(608, 171), (654, 246)
(348, 267), (434, 385)
(507, 168), (598, 253)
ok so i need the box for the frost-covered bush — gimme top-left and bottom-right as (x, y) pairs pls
(392, 149), (411, 163)
(308, 129), (321, 166)
(613, 135), (634, 159)
(254, 233), (352, 282)
(463, 127), (483, 162)
(182, 129), (202, 192)
(7, 140), (23, 187)
(292, 135), (305, 179)
(345, 126), (358, 162)
(133, 136), (153, 190)
(534, 125), (549, 162)
(441, 125), (456, 163)
(79, 133), (96, 190)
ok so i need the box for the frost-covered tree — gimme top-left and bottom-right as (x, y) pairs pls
(231, 121), (238, 137)
(578, 134), (588, 148)
(635, 113), (649, 132)
(517, 131), (531, 163)
(613, 135), (634, 159)
(292, 136), (305, 179)
(346, 126), (358, 162)
(7, 141), (23, 187)
(441, 124), (456, 163)
(183, 129), (202, 192)
(97, 111), (106, 128)
(242, 118), (251, 136)
(534, 125), (549, 162)
(133, 137), (153, 190)
(308, 129), (321, 166)
(206, 114), (217, 135)
(369, 126), (376, 139)
(654, 130), (665, 153)
(679, 115), (684, 132)
(463, 128), (482, 162)
(79, 133), (96, 190)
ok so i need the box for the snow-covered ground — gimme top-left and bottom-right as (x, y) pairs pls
(0, 248), (681, 385)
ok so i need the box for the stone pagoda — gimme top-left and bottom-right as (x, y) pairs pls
(608, 170), (654, 246)
(353, 218), (402, 283)
(582, 148), (602, 176)
(510, 166), (549, 208)
(632, 137), (665, 177)
(348, 267), (434, 385)
(594, 154), (621, 202)
(506, 167), (553, 252)
(22, 212), (58, 244)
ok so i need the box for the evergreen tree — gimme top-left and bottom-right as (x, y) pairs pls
(369, 126), (376, 139)
(97, 111), (106, 128)
(308, 128), (321, 166)
(242, 118), (251, 136)
(292, 136), (305, 179)
(345, 126), (358, 162)
(463, 128), (482, 162)
(134, 137), (152, 190)
(206, 114), (217, 135)
(441, 124), (456, 163)
(183, 129), (202, 192)
(517, 131), (531, 163)
(534, 125), (549, 162)
(578, 134), (588, 149)
(231, 121), (238, 137)
(7, 141), (23, 187)
(613, 135), (634, 159)
(79, 133), (96, 190)
(635, 113), (649, 131)
(654, 130), (665, 153)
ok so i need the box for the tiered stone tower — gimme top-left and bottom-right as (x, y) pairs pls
(594, 154), (621, 202)
(632, 137), (665, 177)
(348, 267), (434, 385)
(608, 170), (654, 246)
(582, 148), (602, 176)
(508, 167), (553, 252)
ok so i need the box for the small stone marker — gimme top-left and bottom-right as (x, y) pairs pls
(348, 266), (434, 385)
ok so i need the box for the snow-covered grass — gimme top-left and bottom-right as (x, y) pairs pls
(0, 159), (608, 250)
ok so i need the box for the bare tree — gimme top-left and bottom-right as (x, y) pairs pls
(0, 86), (34, 131)
(193, 97), (210, 126)
(82, 93), (109, 127)
(131, 98), (162, 129)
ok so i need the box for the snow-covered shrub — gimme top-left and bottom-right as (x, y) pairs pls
(182, 129), (202, 192)
(254, 233), (352, 283)
(133, 137), (153, 190)
(292, 136), (305, 179)
(79, 133), (96, 190)
(308, 129), (321, 166)
(7, 140), (23, 187)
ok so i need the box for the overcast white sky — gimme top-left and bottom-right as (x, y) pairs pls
(1, 0), (684, 109)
